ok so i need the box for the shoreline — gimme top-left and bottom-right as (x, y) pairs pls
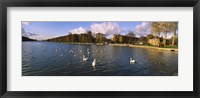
(63, 42), (178, 52)
(109, 44), (178, 52)
(26, 41), (178, 51)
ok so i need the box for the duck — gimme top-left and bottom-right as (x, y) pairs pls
(83, 55), (88, 61)
(130, 58), (136, 63)
(92, 59), (96, 67)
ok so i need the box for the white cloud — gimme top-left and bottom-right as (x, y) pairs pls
(134, 22), (151, 36)
(91, 22), (123, 36)
(22, 22), (30, 26)
(22, 28), (37, 37)
(70, 27), (87, 34)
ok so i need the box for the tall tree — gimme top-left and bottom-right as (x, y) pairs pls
(74, 34), (79, 42)
(127, 31), (135, 38)
(87, 31), (93, 43)
(125, 31), (136, 44)
(119, 35), (123, 43)
(169, 22), (178, 45)
(139, 36), (146, 44)
(151, 22), (161, 39)
(113, 34), (117, 43)
(159, 22), (171, 46)
(66, 36), (69, 42)
(146, 34), (154, 42)
(151, 22), (162, 46)
(80, 34), (88, 43)
(96, 33), (106, 43)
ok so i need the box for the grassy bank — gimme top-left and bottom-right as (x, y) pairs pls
(65, 42), (93, 45)
(59, 42), (178, 51)
(109, 44), (178, 52)
(64, 42), (105, 45)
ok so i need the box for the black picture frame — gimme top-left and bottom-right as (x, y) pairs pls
(0, 0), (199, 98)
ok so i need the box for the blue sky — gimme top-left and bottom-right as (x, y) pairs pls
(22, 21), (153, 40)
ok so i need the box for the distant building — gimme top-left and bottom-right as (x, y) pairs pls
(148, 39), (160, 46)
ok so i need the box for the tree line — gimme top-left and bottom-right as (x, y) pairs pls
(151, 22), (178, 46)
(47, 31), (106, 43)
(47, 22), (178, 46)
(46, 31), (139, 44)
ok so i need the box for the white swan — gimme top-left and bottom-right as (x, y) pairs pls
(130, 58), (136, 63)
(92, 59), (96, 67)
(83, 55), (88, 61)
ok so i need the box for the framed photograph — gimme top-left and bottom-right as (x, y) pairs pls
(0, 0), (199, 98)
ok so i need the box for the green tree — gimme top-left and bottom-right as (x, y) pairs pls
(169, 22), (178, 45)
(125, 31), (136, 44)
(119, 35), (123, 43)
(80, 34), (88, 43)
(113, 34), (117, 43)
(96, 33), (106, 43)
(151, 22), (161, 42)
(159, 22), (172, 46)
(127, 31), (135, 38)
(126, 31), (135, 38)
(66, 36), (69, 42)
(146, 34), (154, 42)
(152, 22), (160, 37)
(87, 31), (93, 43)
(74, 34), (79, 42)
(151, 22), (176, 45)
(139, 36), (146, 44)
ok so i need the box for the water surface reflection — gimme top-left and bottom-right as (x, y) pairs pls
(22, 42), (178, 76)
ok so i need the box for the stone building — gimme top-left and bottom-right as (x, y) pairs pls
(148, 39), (160, 46)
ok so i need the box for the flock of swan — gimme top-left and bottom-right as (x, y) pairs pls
(82, 48), (96, 67)
(56, 47), (136, 69)
(83, 51), (136, 67)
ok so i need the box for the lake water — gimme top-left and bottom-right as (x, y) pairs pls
(22, 42), (178, 76)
